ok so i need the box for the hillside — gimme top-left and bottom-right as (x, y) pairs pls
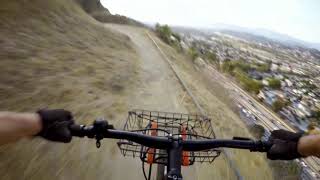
(0, 0), (142, 179)
(0, 0), (139, 123)
(76, 0), (110, 16)
(77, 0), (144, 27)
(93, 13), (145, 27)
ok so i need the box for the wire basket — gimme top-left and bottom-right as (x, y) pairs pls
(117, 110), (221, 165)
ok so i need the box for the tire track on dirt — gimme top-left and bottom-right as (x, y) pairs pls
(105, 24), (197, 180)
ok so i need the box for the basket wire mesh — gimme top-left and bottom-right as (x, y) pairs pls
(117, 110), (221, 165)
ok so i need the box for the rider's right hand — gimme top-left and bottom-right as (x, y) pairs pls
(267, 129), (304, 160)
(37, 109), (74, 143)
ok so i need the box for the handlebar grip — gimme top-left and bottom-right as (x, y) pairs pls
(70, 124), (96, 138)
(233, 137), (273, 152)
(253, 140), (273, 152)
(69, 124), (85, 137)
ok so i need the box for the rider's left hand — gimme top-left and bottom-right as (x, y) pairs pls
(37, 109), (74, 143)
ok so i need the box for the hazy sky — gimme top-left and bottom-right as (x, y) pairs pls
(101, 0), (320, 43)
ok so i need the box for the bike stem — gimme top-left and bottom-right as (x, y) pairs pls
(166, 135), (183, 180)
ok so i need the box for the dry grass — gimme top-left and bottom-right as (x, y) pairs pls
(0, 1), (140, 179)
(0, 0), (139, 120)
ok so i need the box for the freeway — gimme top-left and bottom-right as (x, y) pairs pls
(206, 65), (320, 178)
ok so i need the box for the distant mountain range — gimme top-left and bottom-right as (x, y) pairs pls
(205, 24), (320, 51)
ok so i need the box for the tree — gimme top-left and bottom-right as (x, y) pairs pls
(172, 33), (181, 42)
(268, 78), (281, 89)
(234, 60), (251, 72)
(155, 24), (173, 44)
(302, 80), (317, 90)
(188, 47), (199, 60)
(222, 59), (251, 73)
(313, 110), (320, 123)
(205, 51), (218, 63)
(233, 68), (263, 93)
(244, 79), (263, 94)
(222, 59), (263, 93)
(155, 24), (182, 51)
(222, 59), (235, 73)
(272, 99), (286, 112)
(256, 63), (270, 72)
(249, 124), (266, 139)
(155, 23), (160, 30)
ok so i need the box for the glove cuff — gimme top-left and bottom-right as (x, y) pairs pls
(35, 110), (47, 136)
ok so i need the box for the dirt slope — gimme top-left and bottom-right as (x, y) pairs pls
(0, 0), (138, 114)
(0, 1), (139, 179)
(0, 1), (194, 179)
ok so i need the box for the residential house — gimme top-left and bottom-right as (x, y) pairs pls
(285, 79), (293, 87)
(264, 91), (278, 106)
(248, 71), (263, 80)
(280, 64), (292, 72)
(293, 102), (312, 118)
(262, 79), (269, 86)
(258, 90), (266, 100)
(279, 108), (297, 123)
(274, 73), (284, 80)
(271, 63), (279, 71)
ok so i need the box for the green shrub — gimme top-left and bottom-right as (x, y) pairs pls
(234, 60), (251, 72)
(222, 60), (263, 93)
(222, 59), (251, 73)
(222, 59), (235, 73)
(233, 68), (263, 93)
(256, 63), (270, 72)
(268, 78), (281, 89)
(302, 80), (317, 90)
(205, 51), (218, 63)
(188, 47), (199, 60)
(249, 124), (266, 139)
(272, 99), (287, 112)
(313, 110), (320, 123)
(155, 23), (182, 51)
(155, 24), (171, 44)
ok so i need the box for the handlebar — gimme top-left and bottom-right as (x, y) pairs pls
(69, 120), (272, 152)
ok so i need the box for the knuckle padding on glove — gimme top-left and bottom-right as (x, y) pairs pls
(37, 109), (74, 143)
(45, 121), (73, 143)
(267, 130), (303, 160)
(271, 130), (302, 141)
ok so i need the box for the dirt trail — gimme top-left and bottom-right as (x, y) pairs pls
(105, 24), (200, 180)
(105, 24), (186, 113)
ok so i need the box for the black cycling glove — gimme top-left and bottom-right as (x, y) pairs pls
(267, 129), (304, 160)
(37, 109), (74, 143)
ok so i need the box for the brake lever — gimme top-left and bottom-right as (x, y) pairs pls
(93, 118), (114, 148)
